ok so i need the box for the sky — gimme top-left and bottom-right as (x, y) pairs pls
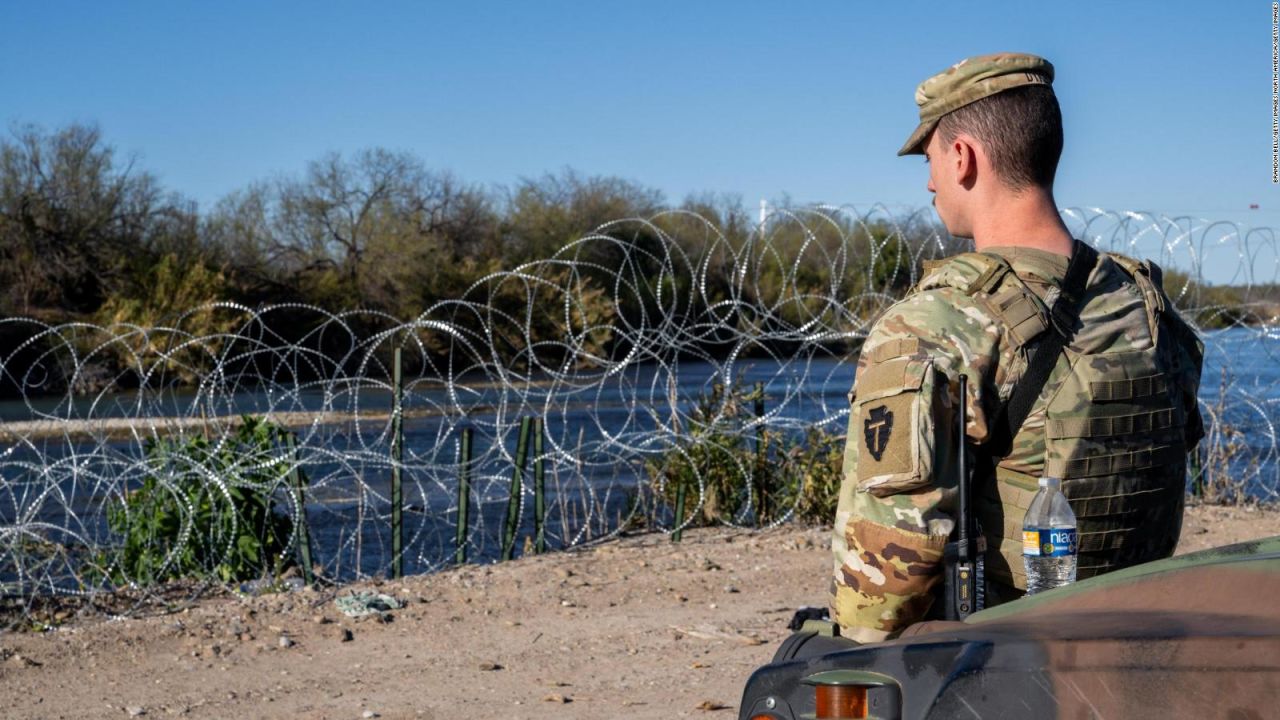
(0, 1), (1271, 280)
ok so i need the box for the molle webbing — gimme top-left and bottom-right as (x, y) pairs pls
(977, 466), (1184, 586)
(1047, 408), (1178, 439)
(1046, 444), (1185, 478)
(981, 468), (1178, 527)
(1089, 375), (1168, 402)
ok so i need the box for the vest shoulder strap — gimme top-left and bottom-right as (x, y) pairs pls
(988, 240), (1101, 457)
(1103, 250), (1152, 279)
(915, 252), (1014, 296)
(917, 252), (1052, 350)
(1110, 250), (1176, 311)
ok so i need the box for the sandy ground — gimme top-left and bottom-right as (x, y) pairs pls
(2, 502), (1278, 720)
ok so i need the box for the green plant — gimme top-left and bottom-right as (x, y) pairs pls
(646, 379), (756, 526)
(1193, 368), (1257, 505)
(789, 425), (846, 524)
(93, 253), (234, 383)
(646, 378), (847, 527)
(100, 416), (307, 586)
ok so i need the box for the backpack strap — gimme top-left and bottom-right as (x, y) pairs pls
(987, 239), (1100, 457)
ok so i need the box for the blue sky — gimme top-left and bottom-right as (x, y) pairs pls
(0, 1), (1269, 275)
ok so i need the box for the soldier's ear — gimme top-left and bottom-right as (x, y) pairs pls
(952, 135), (980, 187)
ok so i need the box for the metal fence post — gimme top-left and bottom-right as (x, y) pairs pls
(285, 432), (314, 586)
(753, 381), (766, 524)
(455, 425), (473, 565)
(391, 347), (404, 579)
(1191, 442), (1205, 498)
(533, 417), (547, 554)
(672, 482), (687, 543)
(502, 417), (532, 561)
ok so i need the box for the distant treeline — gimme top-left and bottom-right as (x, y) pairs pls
(0, 123), (947, 396)
(0, 123), (1269, 396)
(1160, 270), (1280, 329)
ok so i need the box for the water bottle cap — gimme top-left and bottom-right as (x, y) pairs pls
(1038, 476), (1061, 488)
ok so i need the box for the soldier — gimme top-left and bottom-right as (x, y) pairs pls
(830, 53), (1204, 642)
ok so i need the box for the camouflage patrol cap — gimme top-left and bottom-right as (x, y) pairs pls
(898, 52), (1055, 156)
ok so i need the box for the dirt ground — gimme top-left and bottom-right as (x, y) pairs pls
(2, 502), (1279, 720)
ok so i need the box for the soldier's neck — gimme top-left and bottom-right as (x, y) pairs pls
(969, 187), (1074, 257)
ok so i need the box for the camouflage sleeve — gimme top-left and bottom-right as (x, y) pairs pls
(830, 288), (999, 641)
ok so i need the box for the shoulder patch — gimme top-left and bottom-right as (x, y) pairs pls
(863, 404), (895, 461)
(851, 355), (937, 496)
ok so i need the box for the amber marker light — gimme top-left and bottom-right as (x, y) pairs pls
(815, 684), (867, 719)
(802, 669), (900, 720)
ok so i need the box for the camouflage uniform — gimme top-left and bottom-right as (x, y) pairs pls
(831, 54), (1204, 642)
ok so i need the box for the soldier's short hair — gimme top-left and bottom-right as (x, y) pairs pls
(935, 85), (1063, 191)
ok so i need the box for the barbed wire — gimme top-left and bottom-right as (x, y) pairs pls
(0, 205), (1275, 618)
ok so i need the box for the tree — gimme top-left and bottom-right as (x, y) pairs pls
(502, 169), (665, 266)
(263, 148), (495, 315)
(0, 123), (170, 315)
(201, 183), (283, 303)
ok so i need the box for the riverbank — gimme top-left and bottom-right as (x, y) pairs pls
(2, 502), (1278, 720)
(0, 406), (472, 442)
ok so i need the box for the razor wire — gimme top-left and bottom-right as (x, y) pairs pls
(0, 205), (1276, 613)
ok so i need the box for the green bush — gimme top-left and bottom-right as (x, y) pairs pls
(645, 380), (758, 526)
(788, 425), (846, 524)
(101, 416), (307, 586)
(646, 379), (846, 527)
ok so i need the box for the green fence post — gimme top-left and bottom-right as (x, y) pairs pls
(502, 417), (532, 561)
(1190, 442), (1205, 498)
(672, 482), (687, 543)
(533, 417), (547, 554)
(391, 347), (404, 579)
(285, 433), (314, 586)
(753, 381), (766, 525)
(455, 425), (473, 565)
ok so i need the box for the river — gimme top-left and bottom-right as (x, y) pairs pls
(0, 326), (1275, 583)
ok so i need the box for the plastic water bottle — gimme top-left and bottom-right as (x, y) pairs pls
(1022, 477), (1077, 595)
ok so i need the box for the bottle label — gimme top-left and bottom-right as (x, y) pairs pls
(1022, 528), (1077, 557)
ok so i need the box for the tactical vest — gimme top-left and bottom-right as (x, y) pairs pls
(915, 249), (1205, 595)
